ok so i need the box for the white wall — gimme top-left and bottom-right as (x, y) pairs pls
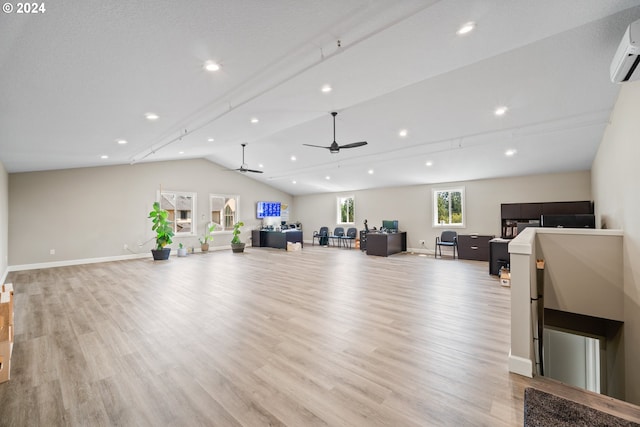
(293, 171), (592, 250)
(8, 158), (292, 267)
(0, 161), (8, 282)
(592, 80), (640, 404)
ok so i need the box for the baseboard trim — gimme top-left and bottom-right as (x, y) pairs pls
(509, 350), (534, 378)
(7, 246), (231, 272)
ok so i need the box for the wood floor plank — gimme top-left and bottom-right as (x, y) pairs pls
(3, 246), (633, 426)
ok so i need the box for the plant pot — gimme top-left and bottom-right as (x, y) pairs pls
(201, 243), (209, 252)
(231, 242), (245, 253)
(177, 248), (187, 257)
(151, 248), (171, 261)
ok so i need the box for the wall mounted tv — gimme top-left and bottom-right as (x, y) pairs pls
(256, 201), (281, 218)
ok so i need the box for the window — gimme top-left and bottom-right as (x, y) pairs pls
(433, 188), (464, 227)
(159, 191), (196, 235)
(337, 195), (355, 224)
(210, 194), (239, 232)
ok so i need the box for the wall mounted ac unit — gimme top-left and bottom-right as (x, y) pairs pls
(610, 19), (640, 83)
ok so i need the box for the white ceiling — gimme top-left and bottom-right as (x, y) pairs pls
(2, 0), (640, 195)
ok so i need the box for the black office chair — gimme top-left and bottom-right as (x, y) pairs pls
(435, 230), (458, 259)
(313, 226), (329, 246)
(340, 227), (357, 248)
(330, 227), (345, 247)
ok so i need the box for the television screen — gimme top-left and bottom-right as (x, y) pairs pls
(257, 201), (281, 218)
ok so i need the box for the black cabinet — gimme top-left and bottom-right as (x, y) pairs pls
(500, 200), (593, 238)
(457, 235), (494, 261)
(489, 238), (511, 275)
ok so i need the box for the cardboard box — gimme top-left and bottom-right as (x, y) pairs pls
(287, 242), (302, 252)
(500, 269), (511, 287)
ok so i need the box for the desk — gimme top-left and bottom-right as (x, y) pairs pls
(366, 232), (407, 257)
(252, 230), (303, 250)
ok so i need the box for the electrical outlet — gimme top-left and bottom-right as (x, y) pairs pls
(419, 240), (425, 245)
(49, 249), (55, 255)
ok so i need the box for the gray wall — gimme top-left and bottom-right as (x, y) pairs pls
(8, 158), (292, 266)
(0, 161), (8, 282)
(592, 80), (640, 404)
(293, 171), (592, 251)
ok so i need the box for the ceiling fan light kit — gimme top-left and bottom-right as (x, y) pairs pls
(303, 112), (368, 154)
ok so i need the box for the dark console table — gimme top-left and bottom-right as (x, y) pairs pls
(252, 230), (303, 250)
(366, 232), (407, 257)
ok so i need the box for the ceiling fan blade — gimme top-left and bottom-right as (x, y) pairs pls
(245, 169), (263, 173)
(339, 141), (368, 149)
(303, 144), (331, 149)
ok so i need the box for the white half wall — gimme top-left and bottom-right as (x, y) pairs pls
(592, 79), (640, 404)
(0, 161), (8, 283)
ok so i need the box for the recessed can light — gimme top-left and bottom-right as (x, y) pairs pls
(258, 164), (264, 168)
(178, 151), (185, 155)
(292, 180), (297, 184)
(505, 149), (517, 157)
(116, 139), (128, 145)
(457, 21), (476, 35)
(399, 129), (408, 137)
(368, 169), (374, 174)
(425, 161), (433, 166)
(290, 155), (296, 161)
(495, 106), (508, 116)
(145, 112), (159, 121)
(325, 176), (331, 180)
(321, 84), (332, 93)
(204, 60), (220, 72)
(251, 117), (259, 124)
(100, 155), (109, 159)
(207, 138), (214, 142)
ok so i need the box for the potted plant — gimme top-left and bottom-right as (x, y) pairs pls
(148, 201), (174, 260)
(177, 242), (187, 257)
(199, 223), (216, 252)
(231, 221), (245, 253)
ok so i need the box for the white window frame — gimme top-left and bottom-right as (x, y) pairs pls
(337, 195), (355, 225)
(157, 190), (197, 237)
(432, 187), (465, 228)
(209, 194), (239, 234)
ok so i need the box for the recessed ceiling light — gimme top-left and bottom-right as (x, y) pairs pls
(368, 169), (374, 174)
(290, 155), (296, 161)
(116, 139), (127, 145)
(100, 155), (109, 159)
(292, 180), (297, 184)
(505, 149), (517, 157)
(251, 117), (259, 124)
(258, 163), (264, 168)
(399, 129), (408, 137)
(457, 21), (476, 35)
(325, 176), (331, 180)
(207, 138), (214, 142)
(204, 60), (221, 72)
(425, 161), (433, 166)
(145, 112), (159, 121)
(495, 106), (508, 116)
(321, 84), (332, 93)
(178, 151), (185, 155)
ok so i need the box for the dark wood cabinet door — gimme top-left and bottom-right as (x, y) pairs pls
(520, 203), (543, 220)
(542, 201), (593, 215)
(501, 204), (520, 219)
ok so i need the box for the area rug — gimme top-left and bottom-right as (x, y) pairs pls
(524, 388), (640, 426)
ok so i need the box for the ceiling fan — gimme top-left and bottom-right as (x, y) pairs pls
(304, 111), (368, 153)
(235, 143), (263, 173)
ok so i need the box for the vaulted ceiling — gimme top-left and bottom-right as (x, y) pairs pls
(2, 1), (639, 195)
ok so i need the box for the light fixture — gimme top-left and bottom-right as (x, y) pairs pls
(325, 176), (331, 180)
(290, 155), (296, 161)
(258, 163), (264, 168)
(399, 129), (408, 137)
(292, 180), (297, 184)
(116, 139), (128, 145)
(250, 117), (259, 124)
(495, 106), (508, 116)
(425, 161), (433, 166)
(145, 112), (159, 121)
(457, 21), (476, 35)
(100, 155), (109, 159)
(505, 149), (517, 157)
(204, 60), (220, 72)
(207, 138), (214, 142)
(321, 84), (332, 93)
(368, 169), (374, 174)
(178, 151), (185, 155)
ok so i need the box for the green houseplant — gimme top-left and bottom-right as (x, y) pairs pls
(199, 223), (216, 252)
(231, 221), (245, 253)
(148, 201), (174, 260)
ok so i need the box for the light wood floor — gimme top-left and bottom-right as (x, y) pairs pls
(0, 246), (554, 425)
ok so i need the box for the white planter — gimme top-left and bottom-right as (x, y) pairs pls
(177, 248), (188, 257)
